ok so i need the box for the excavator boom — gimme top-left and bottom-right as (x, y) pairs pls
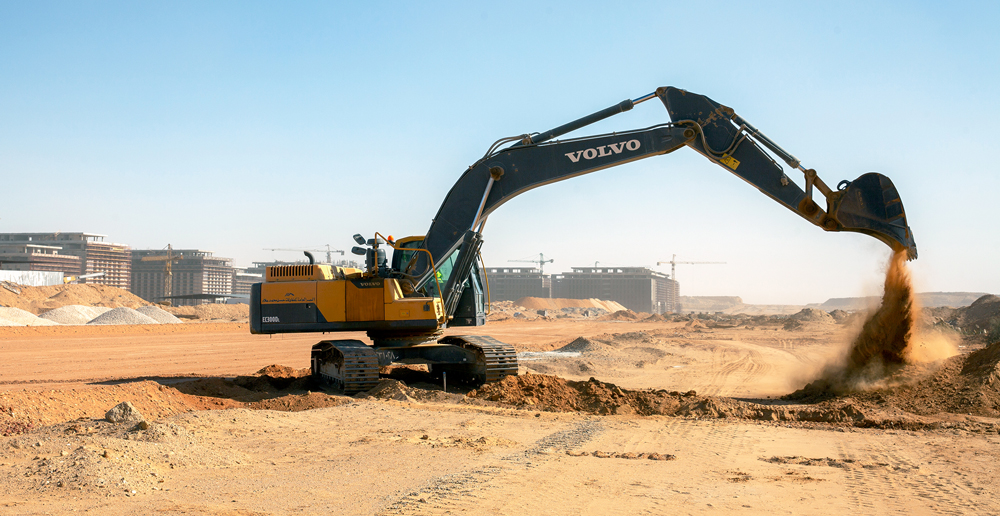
(406, 87), (917, 308)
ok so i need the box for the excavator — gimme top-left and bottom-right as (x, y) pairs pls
(250, 86), (918, 393)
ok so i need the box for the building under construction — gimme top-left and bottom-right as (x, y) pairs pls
(0, 243), (82, 273)
(131, 249), (233, 306)
(231, 267), (262, 300)
(483, 267), (551, 301)
(0, 233), (131, 289)
(552, 267), (678, 314)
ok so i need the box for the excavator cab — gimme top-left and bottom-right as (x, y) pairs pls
(390, 236), (488, 327)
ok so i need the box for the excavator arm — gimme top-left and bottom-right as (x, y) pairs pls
(406, 87), (918, 316)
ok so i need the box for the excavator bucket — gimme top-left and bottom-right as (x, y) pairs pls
(829, 172), (917, 260)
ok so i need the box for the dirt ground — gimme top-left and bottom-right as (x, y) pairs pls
(1, 318), (999, 515)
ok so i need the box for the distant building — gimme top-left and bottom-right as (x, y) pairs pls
(483, 267), (551, 302)
(552, 267), (678, 314)
(0, 243), (82, 273)
(0, 233), (131, 289)
(231, 267), (262, 300)
(131, 249), (232, 306)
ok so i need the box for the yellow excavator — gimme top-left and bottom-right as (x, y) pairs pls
(250, 86), (918, 393)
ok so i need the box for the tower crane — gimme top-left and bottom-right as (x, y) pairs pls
(141, 244), (182, 301)
(508, 253), (554, 273)
(656, 254), (726, 286)
(264, 245), (345, 264)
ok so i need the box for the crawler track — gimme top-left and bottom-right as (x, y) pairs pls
(311, 340), (380, 394)
(439, 335), (518, 383)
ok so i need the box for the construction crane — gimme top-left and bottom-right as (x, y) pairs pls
(656, 254), (726, 286)
(63, 272), (105, 284)
(508, 253), (554, 273)
(141, 244), (182, 301)
(264, 245), (345, 264)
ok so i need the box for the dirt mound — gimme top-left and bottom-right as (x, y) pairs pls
(87, 307), (160, 325)
(136, 305), (183, 324)
(462, 373), (1000, 431)
(465, 374), (897, 426)
(0, 284), (147, 315)
(840, 341), (1000, 418)
(598, 310), (639, 321)
(38, 305), (112, 324)
(828, 309), (852, 323)
(790, 308), (835, 323)
(959, 294), (1000, 333)
(0, 414), (244, 498)
(468, 374), (696, 416)
(685, 319), (708, 329)
(515, 297), (627, 313)
(256, 364), (310, 378)
(0, 307), (60, 326)
(164, 303), (249, 322)
(556, 337), (611, 353)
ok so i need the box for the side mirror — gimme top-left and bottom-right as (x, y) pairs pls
(353, 234), (366, 245)
(351, 246), (366, 256)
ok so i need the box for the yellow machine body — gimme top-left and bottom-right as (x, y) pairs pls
(252, 264), (444, 333)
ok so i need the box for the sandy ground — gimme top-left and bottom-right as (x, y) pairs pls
(1, 319), (998, 515)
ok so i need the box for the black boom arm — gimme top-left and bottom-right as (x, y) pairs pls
(407, 87), (917, 312)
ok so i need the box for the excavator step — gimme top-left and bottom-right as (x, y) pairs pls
(311, 340), (380, 394)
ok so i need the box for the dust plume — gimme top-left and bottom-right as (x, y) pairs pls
(787, 250), (958, 399)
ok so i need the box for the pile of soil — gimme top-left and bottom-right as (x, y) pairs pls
(466, 373), (1000, 432)
(38, 305), (113, 325)
(164, 304), (249, 322)
(0, 365), (347, 437)
(789, 308), (836, 323)
(828, 309), (852, 323)
(959, 295), (1000, 333)
(0, 284), (147, 315)
(515, 297), (627, 313)
(0, 307), (59, 326)
(87, 307), (160, 325)
(556, 337), (612, 353)
(598, 310), (640, 321)
(136, 305), (183, 324)
(846, 341), (1000, 417)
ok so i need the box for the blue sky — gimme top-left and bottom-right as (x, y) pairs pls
(2, 1), (997, 304)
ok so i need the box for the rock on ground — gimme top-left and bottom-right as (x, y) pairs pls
(105, 401), (145, 424)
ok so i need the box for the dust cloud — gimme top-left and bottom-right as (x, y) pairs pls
(789, 250), (958, 398)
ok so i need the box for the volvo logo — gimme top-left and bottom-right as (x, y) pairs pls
(565, 139), (640, 163)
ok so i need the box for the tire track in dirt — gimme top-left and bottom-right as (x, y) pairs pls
(379, 420), (604, 515)
(700, 345), (772, 396)
(835, 436), (982, 515)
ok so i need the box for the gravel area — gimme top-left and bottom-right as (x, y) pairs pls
(0, 307), (61, 326)
(86, 307), (160, 325)
(39, 305), (113, 325)
(136, 305), (183, 324)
